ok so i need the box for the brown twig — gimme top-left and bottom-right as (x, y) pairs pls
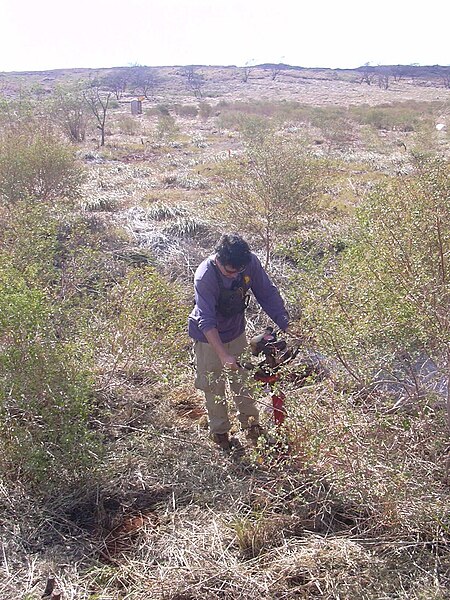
(42, 575), (55, 598)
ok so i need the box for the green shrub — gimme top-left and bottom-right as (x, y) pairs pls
(0, 128), (83, 203)
(300, 155), (450, 384)
(349, 102), (435, 132)
(49, 83), (90, 142)
(198, 102), (213, 119)
(174, 103), (199, 118)
(156, 114), (179, 142)
(0, 200), (118, 300)
(0, 96), (39, 131)
(0, 199), (64, 296)
(156, 103), (171, 116)
(217, 133), (323, 265)
(116, 114), (141, 135)
(101, 267), (189, 382)
(0, 260), (100, 492)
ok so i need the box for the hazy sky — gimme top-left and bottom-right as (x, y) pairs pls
(0, 0), (448, 73)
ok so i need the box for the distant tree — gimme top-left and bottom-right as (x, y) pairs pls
(391, 65), (408, 83)
(181, 66), (205, 98)
(359, 63), (376, 85)
(83, 79), (111, 146)
(103, 70), (129, 100)
(266, 58), (286, 81)
(242, 60), (256, 83)
(129, 65), (159, 99)
(377, 66), (391, 90)
(269, 64), (284, 80)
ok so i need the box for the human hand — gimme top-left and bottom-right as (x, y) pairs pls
(221, 354), (239, 370)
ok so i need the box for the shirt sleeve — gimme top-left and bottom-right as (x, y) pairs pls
(194, 267), (219, 334)
(249, 254), (289, 331)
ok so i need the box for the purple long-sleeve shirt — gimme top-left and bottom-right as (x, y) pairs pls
(188, 253), (289, 343)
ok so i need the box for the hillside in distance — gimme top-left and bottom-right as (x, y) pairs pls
(1, 62), (450, 107)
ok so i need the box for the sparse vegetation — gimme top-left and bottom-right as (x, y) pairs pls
(0, 64), (449, 600)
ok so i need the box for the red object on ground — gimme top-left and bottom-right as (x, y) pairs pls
(254, 372), (286, 425)
(272, 392), (286, 425)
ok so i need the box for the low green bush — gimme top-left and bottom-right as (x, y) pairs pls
(0, 260), (100, 492)
(0, 128), (83, 203)
(350, 102), (436, 132)
(299, 155), (450, 384)
(156, 114), (179, 141)
(0, 200), (124, 310)
(174, 103), (199, 118)
(198, 102), (213, 119)
(100, 267), (189, 383)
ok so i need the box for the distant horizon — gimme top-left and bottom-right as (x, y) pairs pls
(2, 61), (450, 77)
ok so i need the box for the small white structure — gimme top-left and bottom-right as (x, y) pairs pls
(131, 99), (143, 115)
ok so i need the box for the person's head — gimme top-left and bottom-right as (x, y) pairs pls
(214, 234), (251, 277)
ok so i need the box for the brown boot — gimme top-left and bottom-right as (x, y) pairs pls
(245, 423), (266, 443)
(211, 432), (231, 451)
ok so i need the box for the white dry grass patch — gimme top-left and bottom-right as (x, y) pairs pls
(81, 163), (160, 211)
(121, 204), (215, 278)
(161, 170), (209, 190)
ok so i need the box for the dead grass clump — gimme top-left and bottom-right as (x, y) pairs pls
(267, 537), (378, 598)
(163, 216), (210, 238)
(161, 172), (209, 190)
(284, 384), (450, 542)
(227, 513), (288, 559)
(147, 201), (186, 220)
(168, 383), (207, 423)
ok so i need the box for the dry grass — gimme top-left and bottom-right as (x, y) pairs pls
(1, 375), (449, 599)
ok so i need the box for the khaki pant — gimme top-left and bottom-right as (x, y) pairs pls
(194, 332), (259, 434)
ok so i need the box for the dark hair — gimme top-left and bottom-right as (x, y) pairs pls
(215, 234), (251, 269)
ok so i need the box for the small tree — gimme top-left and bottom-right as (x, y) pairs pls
(129, 65), (159, 99)
(359, 62), (376, 85)
(217, 134), (321, 266)
(242, 60), (256, 83)
(181, 66), (205, 98)
(156, 113), (179, 142)
(83, 79), (111, 146)
(267, 63), (285, 81)
(103, 69), (129, 100)
(51, 82), (90, 142)
(377, 66), (391, 90)
(391, 65), (408, 83)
